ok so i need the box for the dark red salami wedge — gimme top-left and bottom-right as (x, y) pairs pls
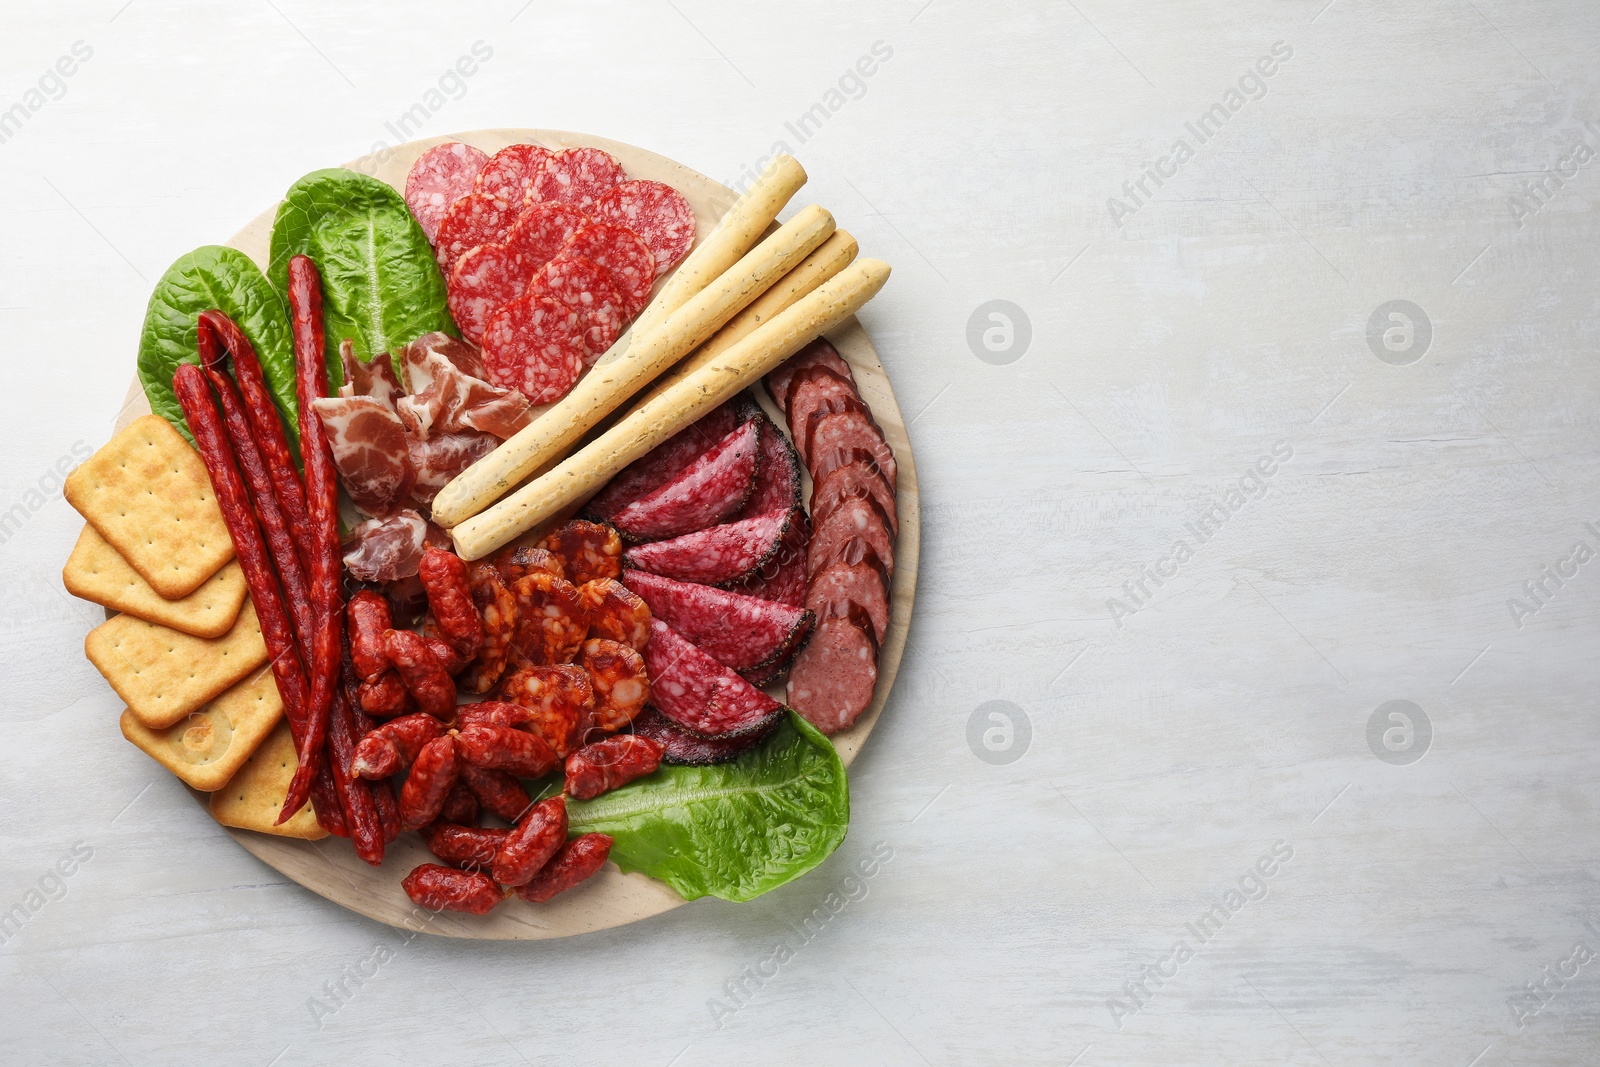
(594, 179), (696, 278)
(559, 223), (655, 318)
(406, 142), (490, 243)
(531, 147), (627, 211)
(812, 456), (897, 538)
(622, 570), (813, 674)
(731, 508), (810, 608)
(584, 399), (744, 520)
(786, 603), (878, 735)
(525, 255), (626, 364)
(481, 293), (586, 405)
(808, 492), (896, 579)
(434, 192), (520, 276)
(805, 538), (890, 644)
(809, 409), (897, 492)
(766, 338), (855, 414)
(734, 414), (802, 521)
(739, 611), (814, 687)
(640, 620), (783, 738)
(474, 143), (553, 207)
(623, 509), (791, 587)
(447, 243), (533, 345)
(630, 707), (775, 765)
(505, 202), (590, 273)
(788, 367), (864, 465)
(612, 420), (760, 542)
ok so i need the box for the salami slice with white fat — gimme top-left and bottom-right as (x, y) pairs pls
(481, 293), (586, 405)
(630, 707), (774, 765)
(611, 420), (760, 542)
(786, 603), (879, 735)
(531, 147), (626, 211)
(731, 508), (809, 608)
(524, 255), (626, 364)
(447, 243), (535, 345)
(433, 192), (520, 276)
(621, 570), (812, 674)
(622, 509), (791, 587)
(474, 143), (553, 207)
(811, 455), (897, 538)
(734, 413), (802, 521)
(559, 223), (655, 318)
(640, 620), (783, 739)
(808, 493), (896, 579)
(505, 202), (590, 274)
(593, 180), (696, 278)
(808, 409), (897, 492)
(805, 538), (890, 645)
(788, 367), (862, 463)
(584, 398), (745, 520)
(766, 338), (855, 414)
(406, 142), (490, 242)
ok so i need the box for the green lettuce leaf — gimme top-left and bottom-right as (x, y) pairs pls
(567, 712), (850, 902)
(267, 168), (454, 386)
(137, 245), (297, 447)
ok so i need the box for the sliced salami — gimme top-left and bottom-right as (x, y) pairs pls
(786, 603), (879, 735)
(531, 147), (626, 211)
(559, 223), (655, 318)
(406, 142), (490, 243)
(805, 539), (891, 645)
(766, 338), (855, 414)
(593, 179), (696, 278)
(808, 409), (897, 492)
(623, 509), (792, 587)
(735, 414), (802, 521)
(788, 367), (863, 463)
(808, 492), (896, 579)
(630, 707), (774, 765)
(525, 255), (626, 363)
(495, 543), (562, 585)
(812, 455), (898, 538)
(640, 620), (784, 739)
(474, 143), (553, 207)
(739, 614), (814, 688)
(510, 571), (589, 665)
(498, 663), (592, 758)
(731, 508), (810, 608)
(611, 420), (760, 542)
(505, 202), (590, 273)
(458, 562), (518, 695)
(579, 578), (652, 650)
(447, 242), (533, 345)
(621, 570), (813, 674)
(538, 519), (623, 585)
(579, 638), (650, 734)
(433, 192), (520, 276)
(583, 398), (744, 520)
(481, 293), (586, 405)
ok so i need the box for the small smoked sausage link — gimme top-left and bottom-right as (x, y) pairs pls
(419, 547), (484, 660)
(399, 735), (461, 831)
(424, 632), (469, 675)
(384, 629), (456, 716)
(350, 713), (447, 780)
(457, 700), (537, 732)
(564, 735), (665, 800)
(513, 833), (614, 903)
(459, 764), (532, 824)
(456, 724), (559, 778)
(492, 796), (567, 887)
(422, 823), (509, 871)
(401, 863), (504, 915)
(440, 780), (480, 826)
(357, 669), (410, 717)
(349, 590), (394, 681)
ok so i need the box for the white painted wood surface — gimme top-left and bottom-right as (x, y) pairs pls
(2, 2), (1597, 1064)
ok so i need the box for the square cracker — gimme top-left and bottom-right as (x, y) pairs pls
(118, 667), (283, 791)
(64, 524), (248, 639)
(209, 718), (327, 839)
(64, 414), (234, 599)
(86, 600), (268, 729)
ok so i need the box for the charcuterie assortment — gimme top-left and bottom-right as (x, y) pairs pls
(63, 133), (908, 928)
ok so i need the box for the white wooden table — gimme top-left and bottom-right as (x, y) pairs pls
(3, 2), (1597, 1063)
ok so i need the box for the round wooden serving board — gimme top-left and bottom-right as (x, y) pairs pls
(113, 130), (918, 939)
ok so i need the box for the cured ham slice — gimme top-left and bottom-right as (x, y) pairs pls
(313, 394), (414, 516)
(343, 509), (428, 582)
(398, 332), (490, 390)
(408, 431), (498, 506)
(396, 351), (534, 441)
(339, 340), (404, 411)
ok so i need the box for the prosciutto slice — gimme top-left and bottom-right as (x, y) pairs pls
(313, 395), (414, 516)
(343, 509), (428, 582)
(396, 351), (534, 441)
(409, 431), (498, 505)
(339, 340), (404, 411)
(398, 332), (490, 390)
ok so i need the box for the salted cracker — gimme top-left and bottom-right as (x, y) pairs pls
(208, 718), (328, 839)
(118, 667), (283, 791)
(63, 524), (248, 638)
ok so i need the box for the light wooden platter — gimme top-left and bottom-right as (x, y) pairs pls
(112, 129), (918, 939)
